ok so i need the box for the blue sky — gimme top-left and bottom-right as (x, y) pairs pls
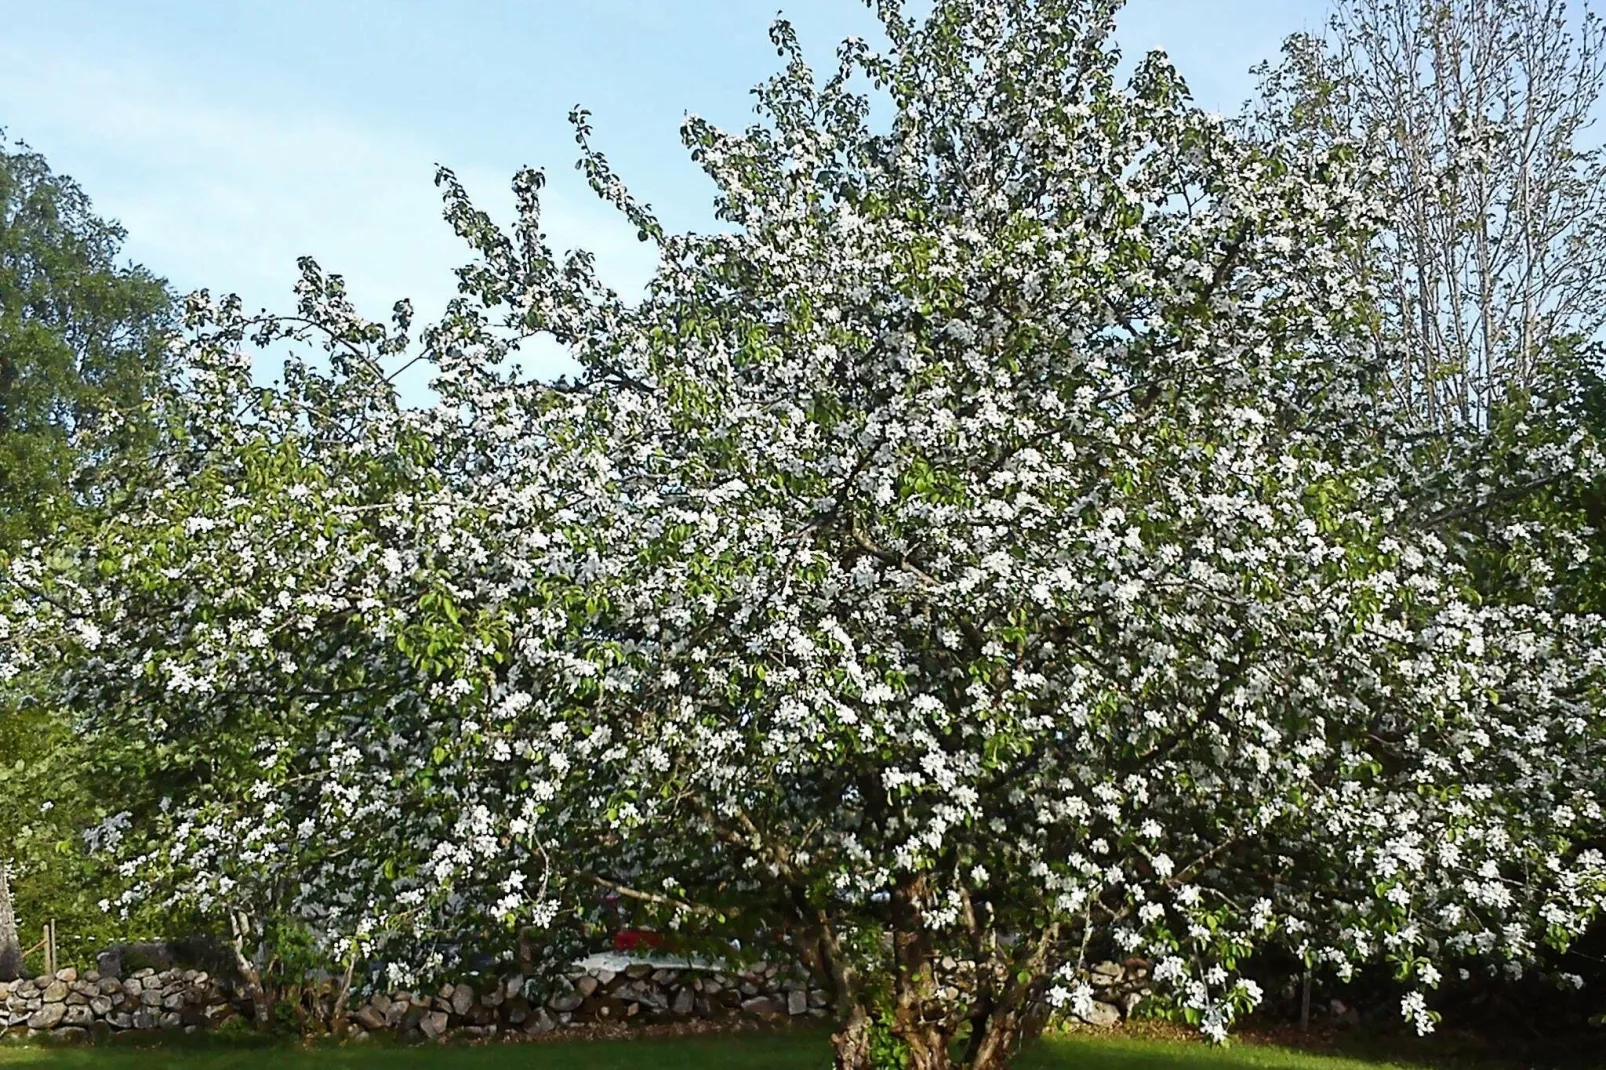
(0, 0), (1329, 400)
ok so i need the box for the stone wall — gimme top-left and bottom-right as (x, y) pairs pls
(0, 960), (831, 1043)
(0, 957), (1150, 1043)
(1, 967), (236, 1043)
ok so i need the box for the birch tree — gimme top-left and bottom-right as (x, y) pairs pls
(1243, 0), (1606, 427)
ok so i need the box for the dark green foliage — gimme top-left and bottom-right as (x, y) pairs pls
(0, 130), (179, 975)
(0, 128), (176, 549)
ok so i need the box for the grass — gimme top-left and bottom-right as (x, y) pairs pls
(0, 1026), (1538, 1070)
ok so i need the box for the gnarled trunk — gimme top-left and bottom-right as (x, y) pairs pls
(0, 859), (21, 981)
(961, 998), (1037, 1070)
(894, 1017), (955, 1070)
(329, 951), (359, 1035)
(832, 1004), (875, 1070)
(228, 909), (271, 1028)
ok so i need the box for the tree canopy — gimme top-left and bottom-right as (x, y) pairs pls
(1, 2), (1602, 1068)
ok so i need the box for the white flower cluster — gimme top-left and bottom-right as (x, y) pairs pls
(2, 0), (1601, 1060)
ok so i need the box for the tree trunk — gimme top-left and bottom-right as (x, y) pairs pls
(962, 1000), (1034, 1070)
(0, 859), (21, 981)
(894, 1017), (954, 1070)
(228, 910), (271, 1029)
(329, 951), (358, 1035)
(832, 1004), (875, 1070)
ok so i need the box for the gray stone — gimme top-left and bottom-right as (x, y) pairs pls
(671, 987), (695, 1016)
(55, 968), (78, 984)
(524, 1008), (556, 1035)
(158, 1011), (181, 1029)
(132, 1009), (157, 1030)
(354, 1005), (386, 1032)
(51, 1026), (90, 1044)
(419, 1010), (449, 1038)
(449, 983), (475, 1017)
(624, 963), (653, 980)
(1090, 961), (1124, 983)
(384, 999), (409, 1028)
(89, 996), (114, 1018)
(787, 989), (808, 1016)
(162, 992), (185, 1010)
(548, 990), (584, 1013)
(98, 978), (122, 996)
(503, 975), (524, 1000)
(617, 980), (666, 1010)
(62, 1004), (93, 1027)
(505, 996), (530, 1025)
(139, 988), (162, 1007)
(575, 974), (600, 997)
(739, 996), (786, 1019)
(1076, 1001), (1121, 1028)
(27, 1002), (66, 1029)
(41, 980), (68, 1004)
(107, 1013), (132, 1030)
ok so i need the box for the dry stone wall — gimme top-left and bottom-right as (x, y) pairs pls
(0, 957), (1150, 1042)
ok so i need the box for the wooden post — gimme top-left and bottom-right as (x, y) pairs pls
(1299, 970), (1312, 1032)
(42, 920), (57, 977)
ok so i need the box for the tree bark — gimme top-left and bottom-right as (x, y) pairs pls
(0, 859), (21, 981)
(329, 951), (359, 1035)
(962, 999), (1033, 1070)
(228, 909), (271, 1029)
(895, 1017), (954, 1070)
(832, 1004), (875, 1070)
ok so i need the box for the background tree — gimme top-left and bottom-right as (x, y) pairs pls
(1241, 0), (1606, 428)
(0, 127), (176, 548)
(0, 130), (177, 978)
(1245, 3), (1606, 1024)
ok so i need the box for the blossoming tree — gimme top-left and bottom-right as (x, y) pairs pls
(3, 1), (1603, 1066)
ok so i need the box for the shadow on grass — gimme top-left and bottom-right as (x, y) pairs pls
(4, 1024), (1593, 1070)
(0, 1028), (836, 1070)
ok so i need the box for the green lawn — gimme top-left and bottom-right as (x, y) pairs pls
(0, 1029), (1505, 1070)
